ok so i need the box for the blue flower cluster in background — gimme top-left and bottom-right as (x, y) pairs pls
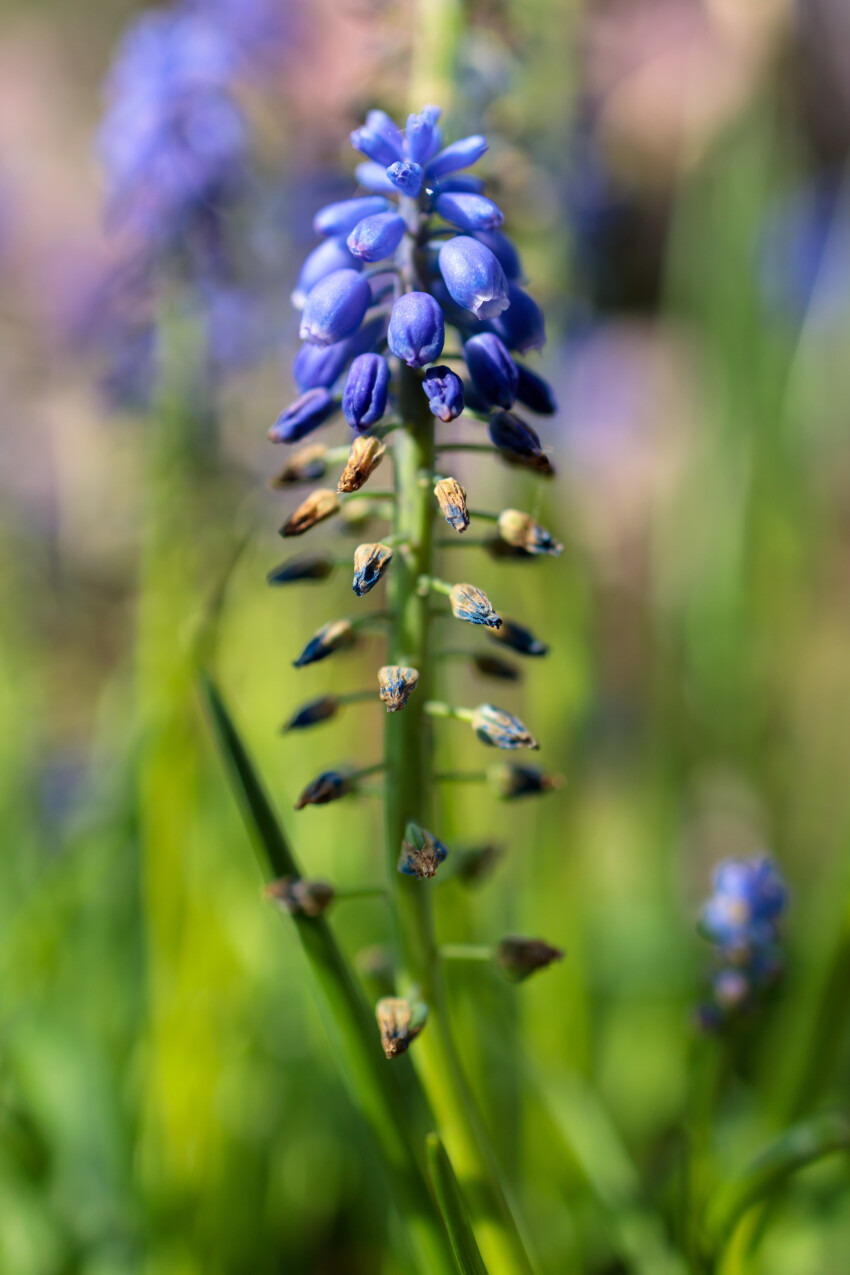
(272, 105), (556, 446)
(698, 856), (788, 1029)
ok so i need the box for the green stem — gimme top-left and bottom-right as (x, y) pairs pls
(440, 945), (494, 962)
(384, 361), (537, 1275)
(334, 884), (388, 901)
(424, 701), (475, 722)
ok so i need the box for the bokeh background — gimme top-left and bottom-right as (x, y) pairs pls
(2, 0), (850, 1270)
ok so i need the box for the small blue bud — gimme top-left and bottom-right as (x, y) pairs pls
(292, 237), (362, 309)
(422, 365), (465, 421)
(388, 291), (445, 367)
(351, 109), (404, 165)
(438, 236), (509, 320)
(342, 353), (390, 430)
(488, 410), (554, 475)
(347, 211), (406, 263)
(464, 333), (518, 409)
(266, 554), (335, 585)
(489, 283), (546, 352)
(473, 229), (523, 281)
(313, 196), (390, 237)
(516, 364), (557, 415)
(472, 704), (539, 751)
(435, 192), (504, 232)
(404, 106), (442, 164)
(352, 542), (392, 596)
(283, 696), (340, 732)
(295, 769), (353, 810)
(292, 316), (385, 391)
(427, 135), (489, 180)
(386, 159), (423, 196)
(430, 175), (485, 196)
(269, 388), (338, 443)
(299, 269), (372, 347)
(354, 161), (398, 194)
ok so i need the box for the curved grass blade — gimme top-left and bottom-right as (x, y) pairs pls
(199, 672), (457, 1275)
(426, 1132), (490, 1275)
(706, 1110), (850, 1255)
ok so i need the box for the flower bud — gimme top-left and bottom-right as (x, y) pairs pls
(495, 936), (563, 982)
(376, 996), (427, 1059)
(422, 365), (464, 421)
(516, 364), (557, 415)
(488, 763), (562, 799)
(354, 161), (398, 194)
(471, 653), (520, 682)
(269, 444), (329, 487)
(438, 236), (509, 320)
(488, 410), (554, 475)
(453, 843), (502, 884)
(295, 769), (354, 810)
(338, 435), (386, 493)
(488, 618), (549, 657)
(293, 619), (355, 668)
(350, 126), (402, 167)
(405, 106), (443, 165)
(386, 159), (423, 196)
(282, 695), (339, 732)
(313, 196), (390, 237)
(347, 212), (407, 263)
(292, 237), (362, 309)
(269, 388), (338, 444)
(497, 509), (563, 556)
(472, 704), (539, 750)
(388, 291), (445, 368)
(378, 665), (420, 712)
(265, 876), (335, 917)
(300, 269), (372, 347)
(280, 488), (340, 537)
(489, 284), (546, 352)
(434, 478), (469, 533)
(427, 135), (488, 179)
(464, 333), (519, 409)
(435, 192), (503, 232)
(353, 543), (393, 596)
(267, 553), (336, 585)
(293, 317), (386, 392)
(473, 229), (523, 281)
(398, 821), (450, 879)
(431, 175), (485, 195)
(342, 354), (390, 431)
(450, 583), (502, 628)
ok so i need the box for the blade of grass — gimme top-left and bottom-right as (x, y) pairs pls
(426, 1132), (490, 1275)
(199, 673), (458, 1275)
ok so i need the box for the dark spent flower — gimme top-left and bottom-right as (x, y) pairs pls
(422, 365), (465, 421)
(488, 763), (562, 799)
(398, 822), (450, 879)
(434, 478), (469, 533)
(267, 554), (335, 585)
(488, 618), (549, 657)
(464, 333), (519, 410)
(495, 936), (563, 982)
(452, 843), (503, 885)
(295, 769), (354, 810)
(378, 665), (420, 712)
(282, 696), (339, 732)
(265, 876), (335, 917)
(498, 509), (563, 556)
(450, 583), (502, 628)
(293, 619), (355, 668)
(488, 410), (554, 476)
(337, 435), (386, 493)
(489, 284), (546, 353)
(472, 704), (539, 750)
(269, 444), (329, 487)
(353, 543), (393, 596)
(515, 364), (557, 415)
(472, 653), (521, 681)
(280, 488), (340, 537)
(376, 996), (427, 1060)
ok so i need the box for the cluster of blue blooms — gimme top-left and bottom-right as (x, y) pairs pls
(93, 0), (287, 409)
(698, 856), (787, 1028)
(271, 105), (556, 453)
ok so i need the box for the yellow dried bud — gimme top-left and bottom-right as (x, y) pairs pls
(280, 488), (340, 537)
(338, 435), (386, 494)
(269, 444), (328, 488)
(352, 543), (393, 596)
(378, 665), (419, 712)
(434, 477), (469, 533)
(376, 996), (427, 1059)
(497, 509), (562, 556)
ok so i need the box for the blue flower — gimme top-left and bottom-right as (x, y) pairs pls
(488, 410), (554, 475)
(489, 283), (546, 352)
(422, 366), (465, 421)
(434, 192), (503, 232)
(299, 269), (372, 346)
(269, 387), (337, 443)
(426, 135), (488, 180)
(463, 333), (518, 409)
(293, 236), (362, 308)
(350, 110), (404, 166)
(473, 229), (523, 281)
(354, 162), (399, 195)
(388, 291), (445, 367)
(313, 196), (390, 237)
(342, 353), (390, 430)
(292, 317), (385, 391)
(404, 106), (443, 165)
(515, 364), (557, 415)
(386, 160), (423, 197)
(438, 236), (509, 320)
(347, 211), (407, 263)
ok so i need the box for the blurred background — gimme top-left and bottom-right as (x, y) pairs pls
(2, 0), (850, 1270)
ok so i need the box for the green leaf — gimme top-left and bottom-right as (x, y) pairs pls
(426, 1131), (490, 1275)
(198, 672), (458, 1275)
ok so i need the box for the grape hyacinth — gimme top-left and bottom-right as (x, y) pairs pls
(259, 105), (564, 1275)
(697, 855), (788, 1028)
